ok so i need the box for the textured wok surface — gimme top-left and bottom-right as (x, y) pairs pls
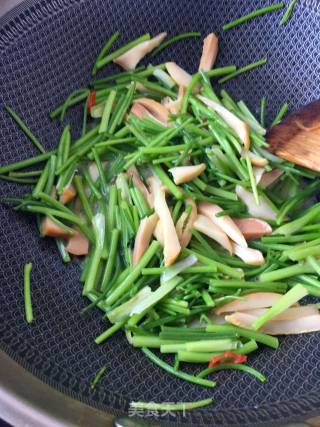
(1, 0), (320, 425)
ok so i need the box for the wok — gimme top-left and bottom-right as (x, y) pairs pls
(1, 0), (320, 426)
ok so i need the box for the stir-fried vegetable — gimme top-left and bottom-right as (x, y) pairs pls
(2, 25), (319, 413)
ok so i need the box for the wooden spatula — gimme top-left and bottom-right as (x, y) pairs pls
(267, 101), (320, 172)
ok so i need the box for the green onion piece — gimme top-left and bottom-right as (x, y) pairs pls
(218, 59), (267, 84)
(223, 3), (284, 30)
(142, 348), (216, 388)
(151, 32), (201, 57)
(130, 398), (213, 411)
(252, 284), (308, 330)
(95, 33), (150, 71)
(280, 0), (299, 26)
(5, 106), (45, 153)
(91, 366), (107, 389)
(198, 363), (266, 382)
(23, 262), (33, 324)
(92, 31), (120, 75)
(271, 102), (288, 127)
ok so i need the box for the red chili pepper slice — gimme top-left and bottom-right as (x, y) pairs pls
(87, 91), (96, 112)
(208, 351), (247, 368)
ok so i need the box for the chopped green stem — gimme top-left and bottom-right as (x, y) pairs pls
(101, 229), (120, 292)
(206, 324), (278, 349)
(142, 348), (216, 388)
(92, 31), (120, 75)
(9, 170), (42, 178)
(205, 66), (237, 78)
(151, 32), (201, 57)
(181, 73), (201, 114)
(252, 284), (308, 330)
(5, 106), (45, 153)
(183, 248), (243, 279)
(60, 88), (90, 121)
(0, 175), (38, 184)
(99, 90), (117, 134)
(23, 262), (33, 324)
(106, 241), (160, 305)
(275, 204), (320, 236)
(74, 175), (93, 221)
(260, 96), (266, 127)
(130, 398), (213, 411)
(223, 3), (284, 30)
(280, 0), (299, 26)
(307, 256), (320, 275)
(91, 366), (107, 389)
(82, 167), (102, 200)
(55, 239), (71, 263)
(0, 151), (54, 175)
(96, 33), (150, 70)
(271, 103), (288, 127)
(32, 160), (50, 198)
(91, 148), (108, 195)
(95, 319), (127, 344)
(152, 165), (184, 200)
(44, 155), (57, 194)
(259, 264), (313, 282)
(218, 59), (267, 84)
(197, 363), (266, 382)
(56, 125), (70, 171)
(50, 90), (89, 119)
